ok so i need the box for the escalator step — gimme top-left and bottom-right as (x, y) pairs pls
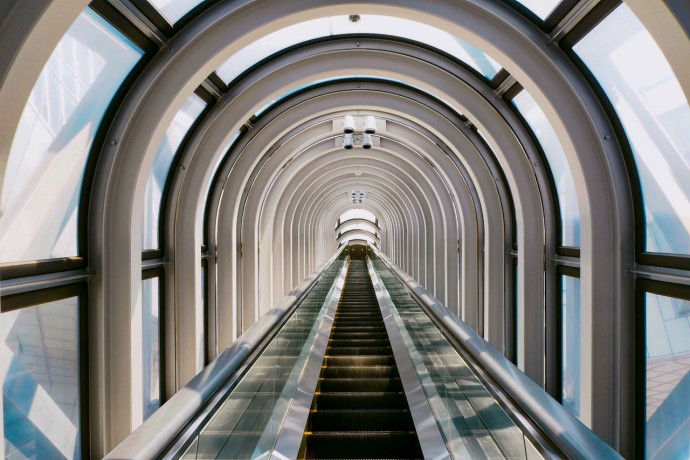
(322, 365), (397, 378)
(329, 331), (388, 339)
(334, 313), (378, 318)
(310, 410), (415, 431)
(332, 326), (386, 332)
(324, 355), (395, 366)
(319, 377), (402, 393)
(314, 393), (408, 411)
(305, 432), (422, 459)
(328, 338), (390, 347)
(326, 346), (392, 356)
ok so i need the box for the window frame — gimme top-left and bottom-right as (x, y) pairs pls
(500, 0), (584, 32)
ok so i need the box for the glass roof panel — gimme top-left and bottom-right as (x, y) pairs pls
(0, 8), (142, 263)
(216, 15), (501, 84)
(575, 4), (690, 255)
(514, 0), (562, 20)
(205, 131), (242, 198)
(513, 90), (581, 247)
(202, 130), (242, 243)
(142, 93), (206, 249)
(148, 0), (203, 24)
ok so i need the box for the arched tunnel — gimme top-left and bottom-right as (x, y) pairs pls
(1, 1), (689, 458)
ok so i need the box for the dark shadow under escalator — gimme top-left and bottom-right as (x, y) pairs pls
(301, 260), (423, 459)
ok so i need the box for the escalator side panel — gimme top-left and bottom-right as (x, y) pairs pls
(372, 259), (544, 460)
(179, 263), (345, 459)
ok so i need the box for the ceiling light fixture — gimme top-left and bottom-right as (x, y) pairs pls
(340, 115), (378, 150)
(364, 115), (376, 134)
(343, 133), (354, 149)
(362, 133), (372, 149)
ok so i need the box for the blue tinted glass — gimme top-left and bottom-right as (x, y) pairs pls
(0, 9), (142, 263)
(513, 91), (581, 247)
(148, 0), (204, 24)
(142, 277), (161, 420)
(142, 94), (206, 249)
(645, 292), (690, 459)
(200, 264), (207, 365)
(515, 0), (561, 19)
(2, 297), (81, 459)
(574, 5), (690, 255)
(561, 275), (581, 418)
(200, 131), (241, 244)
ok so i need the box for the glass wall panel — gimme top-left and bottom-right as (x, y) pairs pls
(200, 263), (207, 365)
(513, 259), (519, 365)
(0, 9), (142, 264)
(148, 0), (204, 24)
(2, 297), (81, 459)
(513, 91), (581, 246)
(515, 0), (562, 20)
(202, 131), (242, 246)
(645, 292), (690, 459)
(561, 275), (581, 418)
(201, 130), (241, 218)
(574, 4), (690, 255)
(216, 15), (501, 84)
(142, 276), (161, 420)
(142, 94), (206, 249)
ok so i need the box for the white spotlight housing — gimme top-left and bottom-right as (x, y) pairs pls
(343, 133), (354, 149)
(364, 115), (377, 134)
(362, 133), (373, 149)
(343, 115), (355, 133)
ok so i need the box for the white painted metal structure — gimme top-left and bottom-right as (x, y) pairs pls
(1, 0), (689, 458)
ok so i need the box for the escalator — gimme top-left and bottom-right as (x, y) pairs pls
(108, 250), (621, 460)
(301, 260), (422, 458)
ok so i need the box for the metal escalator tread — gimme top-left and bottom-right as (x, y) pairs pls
(302, 260), (423, 459)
